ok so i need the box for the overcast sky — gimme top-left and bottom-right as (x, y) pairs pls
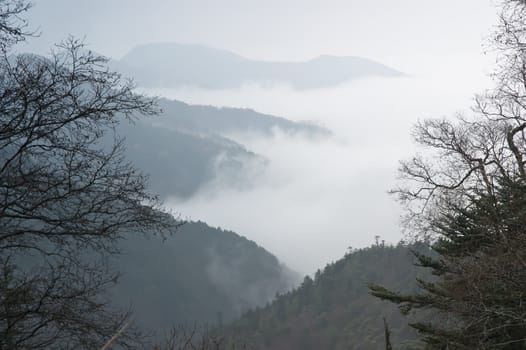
(25, 0), (496, 73)
(22, 1), (503, 273)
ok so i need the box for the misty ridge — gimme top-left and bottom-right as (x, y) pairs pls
(107, 43), (426, 274)
(110, 85), (337, 199)
(110, 221), (300, 331)
(9, 37), (476, 335)
(117, 97), (330, 199)
(100, 40), (417, 339)
(98, 40), (421, 342)
(112, 42), (404, 90)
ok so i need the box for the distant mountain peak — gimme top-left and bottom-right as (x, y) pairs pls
(116, 42), (404, 89)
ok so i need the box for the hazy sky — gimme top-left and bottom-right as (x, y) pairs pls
(25, 0), (496, 73)
(22, 1), (502, 273)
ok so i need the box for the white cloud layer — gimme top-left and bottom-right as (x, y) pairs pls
(22, 0), (498, 274)
(160, 70), (491, 274)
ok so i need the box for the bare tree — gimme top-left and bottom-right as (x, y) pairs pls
(153, 324), (249, 350)
(0, 1), (174, 348)
(370, 0), (526, 348)
(393, 0), (526, 233)
(0, 0), (32, 51)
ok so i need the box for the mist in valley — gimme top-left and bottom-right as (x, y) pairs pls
(22, 1), (497, 274)
(140, 70), (491, 273)
(7, 1), (516, 347)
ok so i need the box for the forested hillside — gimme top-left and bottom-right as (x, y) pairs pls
(110, 221), (301, 331)
(118, 120), (264, 198)
(156, 98), (330, 138)
(117, 98), (329, 198)
(223, 244), (430, 349)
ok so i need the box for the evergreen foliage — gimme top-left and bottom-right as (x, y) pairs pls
(222, 244), (428, 349)
(370, 1), (526, 348)
(111, 221), (300, 331)
(370, 180), (526, 349)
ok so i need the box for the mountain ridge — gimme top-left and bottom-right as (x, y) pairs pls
(119, 96), (330, 199)
(111, 220), (302, 331)
(114, 42), (404, 89)
(221, 243), (429, 349)
(155, 98), (331, 137)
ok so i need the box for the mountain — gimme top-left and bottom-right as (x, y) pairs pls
(115, 42), (404, 89)
(17, 53), (332, 199)
(118, 98), (329, 199)
(118, 119), (265, 199)
(155, 98), (330, 137)
(111, 221), (301, 331)
(221, 244), (431, 350)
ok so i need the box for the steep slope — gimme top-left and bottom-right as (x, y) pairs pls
(111, 221), (301, 331)
(118, 119), (265, 199)
(116, 42), (403, 89)
(118, 98), (329, 199)
(18, 54), (332, 200)
(156, 98), (330, 138)
(223, 244), (430, 350)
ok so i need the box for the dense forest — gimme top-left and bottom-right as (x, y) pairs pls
(110, 221), (300, 331)
(222, 244), (427, 349)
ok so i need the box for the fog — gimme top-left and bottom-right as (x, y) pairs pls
(152, 69), (492, 274)
(24, 0), (498, 273)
